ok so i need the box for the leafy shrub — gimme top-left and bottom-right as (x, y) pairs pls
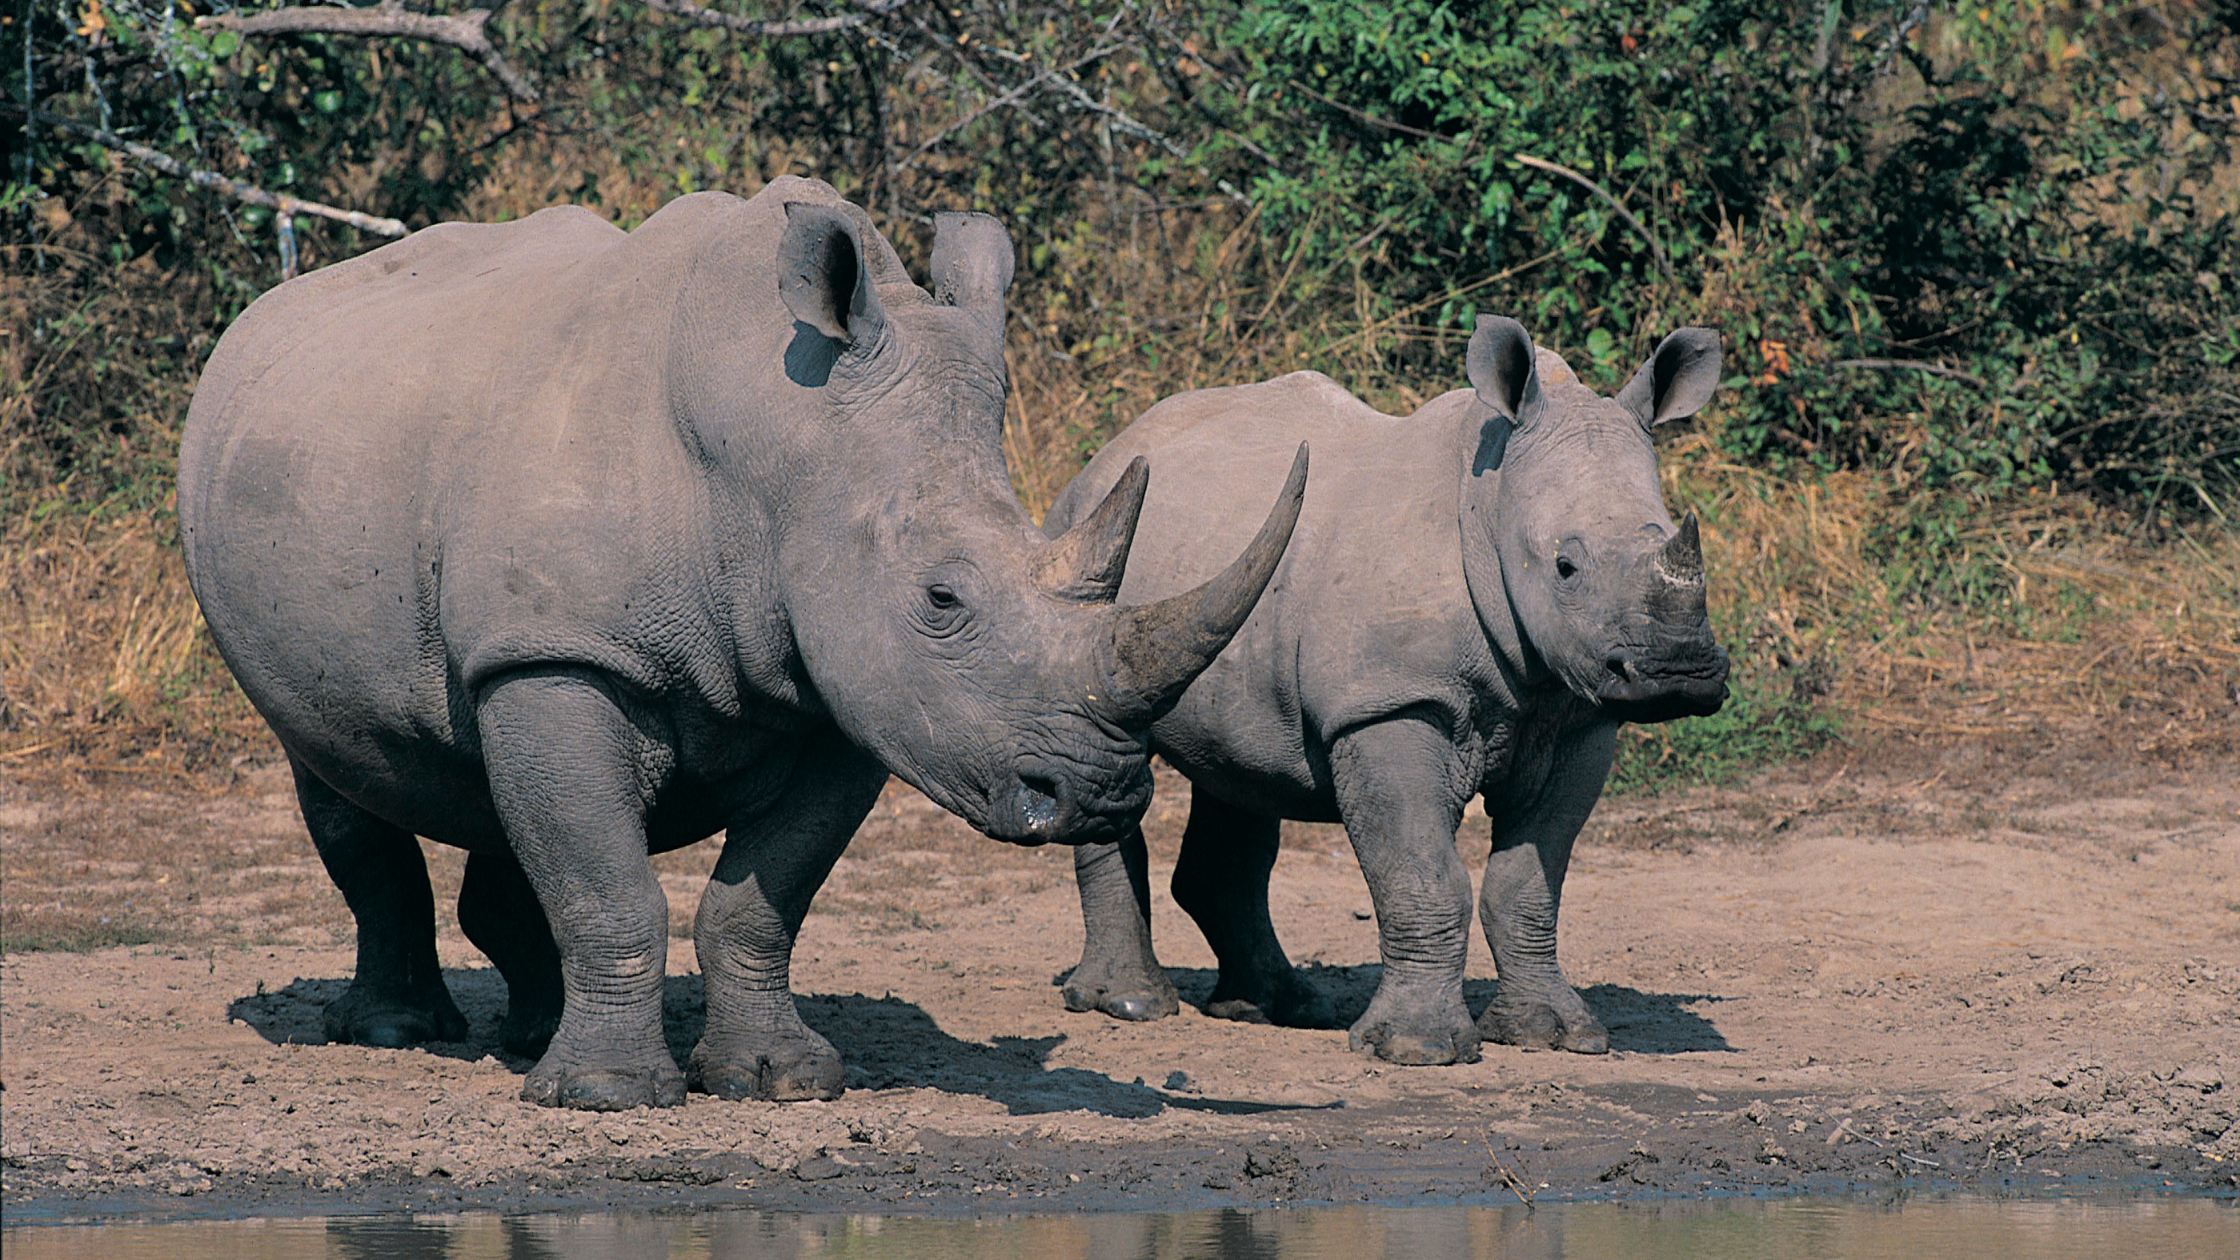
(8, 1), (2238, 784)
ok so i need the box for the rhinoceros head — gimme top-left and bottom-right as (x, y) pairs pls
(768, 204), (1305, 845)
(1463, 316), (1729, 722)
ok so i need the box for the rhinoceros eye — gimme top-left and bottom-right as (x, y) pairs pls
(915, 580), (971, 638)
(1554, 538), (1588, 584)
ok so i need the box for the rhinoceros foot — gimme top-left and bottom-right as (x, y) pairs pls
(322, 984), (469, 1049)
(500, 1002), (560, 1061)
(1205, 970), (1337, 1029)
(688, 1034), (845, 1102)
(1062, 958), (1181, 1023)
(1477, 996), (1610, 1055)
(522, 1055), (687, 1111)
(1348, 992), (1482, 1066)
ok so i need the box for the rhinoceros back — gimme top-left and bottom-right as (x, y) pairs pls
(1051, 371), (1469, 609)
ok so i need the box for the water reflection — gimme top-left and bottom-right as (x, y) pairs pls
(6, 1198), (2234, 1260)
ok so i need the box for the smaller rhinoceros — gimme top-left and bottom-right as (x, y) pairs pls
(1049, 316), (1728, 1064)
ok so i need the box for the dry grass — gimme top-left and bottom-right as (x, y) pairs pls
(1658, 431), (2240, 751)
(6, 446), (2232, 795)
(5, 84), (2234, 810)
(1, 511), (265, 782)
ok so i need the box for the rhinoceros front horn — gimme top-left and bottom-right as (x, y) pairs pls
(1034, 456), (1149, 603)
(1657, 511), (1705, 586)
(1099, 443), (1308, 727)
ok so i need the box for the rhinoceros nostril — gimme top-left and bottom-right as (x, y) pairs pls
(1606, 655), (1635, 682)
(1017, 774), (1063, 831)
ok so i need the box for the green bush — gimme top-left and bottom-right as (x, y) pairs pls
(8, 2), (2237, 789)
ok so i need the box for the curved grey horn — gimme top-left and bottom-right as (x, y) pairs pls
(1100, 443), (1309, 727)
(1657, 511), (1705, 585)
(1034, 456), (1149, 604)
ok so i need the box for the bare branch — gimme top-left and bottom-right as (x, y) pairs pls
(892, 69), (1054, 176)
(197, 2), (539, 103)
(1834, 358), (1990, 389)
(1285, 78), (1440, 141)
(1511, 153), (1672, 279)
(1045, 70), (1192, 163)
(14, 108), (409, 238)
(641, 0), (911, 38)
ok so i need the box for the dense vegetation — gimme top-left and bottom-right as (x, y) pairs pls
(7, 1), (2238, 785)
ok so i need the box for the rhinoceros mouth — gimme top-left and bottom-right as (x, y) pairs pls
(979, 753), (1150, 847)
(1595, 646), (1731, 723)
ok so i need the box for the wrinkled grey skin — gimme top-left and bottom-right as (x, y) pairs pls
(1049, 316), (1728, 1065)
(179, 177), (1304, 1110)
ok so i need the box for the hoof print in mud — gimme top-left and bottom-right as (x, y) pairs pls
(524, 1066), (688, 1112)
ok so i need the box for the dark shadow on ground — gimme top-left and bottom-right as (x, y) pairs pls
(1576, 983), (1736, 1053)
(1050, 963), (1733, 1054)
(227, 970), (1332, 1119)
(225, 969), (518, 1065)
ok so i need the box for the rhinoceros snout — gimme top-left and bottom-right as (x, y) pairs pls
(1015, 773), (1064, 836)
(983, 756), (1148, 847)
(1597, 643), (1731, 722)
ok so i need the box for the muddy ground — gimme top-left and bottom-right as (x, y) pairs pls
(3, 729), (2237, 1224)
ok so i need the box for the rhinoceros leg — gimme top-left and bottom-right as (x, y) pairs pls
(1170, 792), (1336, 1028)
(1331, 715), (1481, 1065)
(478, 671), (685, 1111)
(1476, 721), (1615, 1055)
(289, 756), (469, 1048)
(457, 848), (563, 1060)
(1062, 831), (1180, 1022)
(688, 734), (888, 1102)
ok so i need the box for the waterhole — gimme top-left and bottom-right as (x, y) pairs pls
(5, 1197), (2234, 1259)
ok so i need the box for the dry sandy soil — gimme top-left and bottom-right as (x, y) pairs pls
(3, 730), (2237, 1224)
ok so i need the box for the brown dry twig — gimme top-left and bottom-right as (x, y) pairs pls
(1511, 153), (1672, 279)
(1834, 357), (1989, 389)
(6, 108), (408, 238)
(198, 2), (539, 103)
(1483, 1143), (1536, 1207)
(1765, 761), (1855, 834)
(641, 0), (911, 39)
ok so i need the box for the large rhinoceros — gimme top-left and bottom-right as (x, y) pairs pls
(1048, 316), (1726, 1065)
(179, 177), (1305, 1110)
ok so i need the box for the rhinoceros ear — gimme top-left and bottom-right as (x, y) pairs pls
(1617, 328), (1721, 428)
(930, 212), (1016, 314)
(1466, 315), (1542, 424)
(777, 201), (889, 349)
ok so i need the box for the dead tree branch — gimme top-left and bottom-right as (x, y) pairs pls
(892, 69), (1055, 175)
(641, 0), (911, 38)
(1834, 357), (1990, 388)
(14, 108), (409, 238)
(1511, 153), (1672, 279)
(197, 2), (539, 103)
